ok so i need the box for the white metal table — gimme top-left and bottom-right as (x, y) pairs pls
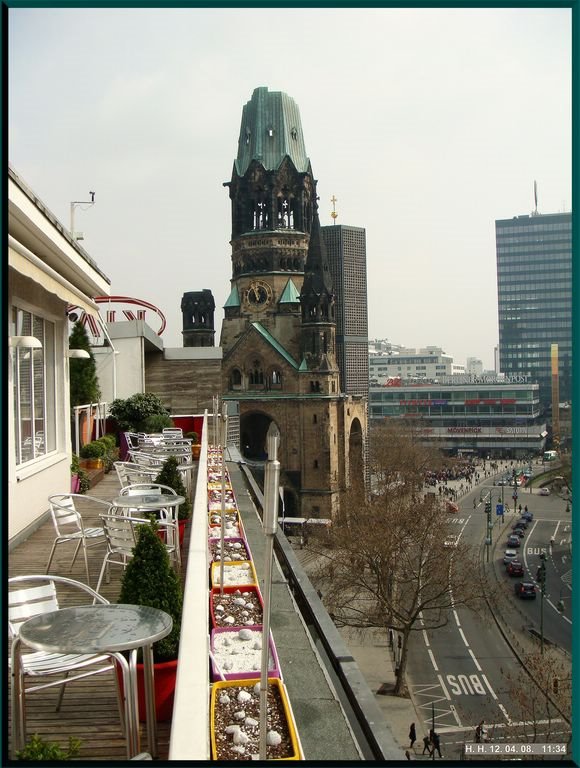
(12, 603), (172, 759)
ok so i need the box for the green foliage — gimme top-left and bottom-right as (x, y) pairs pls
(95, 436), (118, 472)
(185, 431), (199, 444)
(118, 518), (183, 662)
(143, 413), (174, 433)
(69, 321), (101, 407)
(70, 454), (90, 494)
(154, 456), (191, 519)
(108, 393), (170, 433)
(79, 440), (106, 459)
(17, 733), (81, 760)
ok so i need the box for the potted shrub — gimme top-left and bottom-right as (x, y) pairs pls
(143, 413), (174, 434)
(95, 434), (118, 473)
(108, 392), (171, 434)
(79, 440), (106, 470)
(117, 518), (183, 721)
(154, 456), (191, 548)
(70, 453), (90, 494)
(185, 431), (201, 460)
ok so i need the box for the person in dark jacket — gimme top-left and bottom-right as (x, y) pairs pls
(409, 723), (417, 749)
(431, 731), (443, 758)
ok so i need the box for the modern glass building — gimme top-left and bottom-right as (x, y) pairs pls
(495, 212), (572, 409)
(321, 225), (368, 398)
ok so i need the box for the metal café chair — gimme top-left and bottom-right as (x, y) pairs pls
(162, 427), (183, 439)
(96, 511), (178, 592)
(8, 574), (124, 756)
(46, 494), (110, 587)
(117, 484), (181, 570)
(114, 461), (158, 489)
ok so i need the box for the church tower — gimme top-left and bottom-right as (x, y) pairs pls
(220, 87), (366, 519)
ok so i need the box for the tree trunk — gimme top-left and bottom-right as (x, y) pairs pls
(393, 628), (411, 696)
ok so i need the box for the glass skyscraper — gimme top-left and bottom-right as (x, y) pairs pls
(495, 211), (572, 409)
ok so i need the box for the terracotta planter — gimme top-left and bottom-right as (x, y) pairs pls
(191, 444), (201, 460)
(210, 625), (281, 682)
(210, 677), (301, 760)
(116, 657), (177, 723)
(81, 457), (103, 470)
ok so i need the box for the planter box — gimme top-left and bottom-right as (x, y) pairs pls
(211, 560), (257, 590)
(210, 586), (263, 629)
(209, 519), (244, 540)
(210, 626), (281, 682)
(210, 677), (301, 760)
(208, 536), (252, 564)
(208, 510), (239, 527)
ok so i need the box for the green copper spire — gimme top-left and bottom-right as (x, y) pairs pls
(234, 87), (310, 175)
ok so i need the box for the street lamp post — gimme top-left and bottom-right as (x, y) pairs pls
(537, 555), (546, 654)
(485, 493), (492, 563)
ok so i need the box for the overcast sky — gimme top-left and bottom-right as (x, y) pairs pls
(8, 7), (572, 370)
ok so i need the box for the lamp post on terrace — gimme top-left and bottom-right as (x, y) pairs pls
(259, 423), (280, 760)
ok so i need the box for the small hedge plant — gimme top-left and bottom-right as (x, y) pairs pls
(17, 734), (81, 760)
(118, 518), (183, 662)
(154, 456), (191, 520)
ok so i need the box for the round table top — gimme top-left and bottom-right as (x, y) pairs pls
(19, 604), (172, 655)
(112, 493), (185, 509)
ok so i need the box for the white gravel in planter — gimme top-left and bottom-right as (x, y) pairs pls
(212, 628), (276, 675)
(212, 562), (254, 587)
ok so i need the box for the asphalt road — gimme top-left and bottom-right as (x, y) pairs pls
(406, 468), (572, 758)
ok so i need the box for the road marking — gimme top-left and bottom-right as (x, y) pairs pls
(453, 610), (461, 627)
(481, 673), (498, 700)
(422, 629), (430, 646)
(497, 703), (512, 724)
(458, 627), (469, 647)
(446, 673), (487, 695)
(468, 649), (482, 671)
(428, 648), (439, 671)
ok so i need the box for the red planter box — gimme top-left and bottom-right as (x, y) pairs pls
(210, 585), (264, 629)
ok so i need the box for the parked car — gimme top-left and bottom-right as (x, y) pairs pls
(446, 500), (459, 514)
(507, 534), (521, 548)
(539, 488), (550, 496)
(514, 581), (537, 599)
(506, 561), (524, 577)
(511, 527), (526, 538)
(503, 549), (519, 565)
(522, 510), (533, 521)
(514, 517), (529, 529)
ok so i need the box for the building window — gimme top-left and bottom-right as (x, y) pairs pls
(313, 459), (319, 469)
(270, 368), (282, 389)
(230, 368), (243, 389)
(12, 307), (55, 466)
(249, 360), (264, 388)
(313, 414), (317, 424)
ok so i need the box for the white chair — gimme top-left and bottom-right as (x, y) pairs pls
(8, 575), (124, 756)
(162, 427), (183, 439)
(46, 494), (110, 586)
(118, 484), (181, 570)
(96, 512), (178, 592)
(114, 461), (158, 489)
(127, 450), (164, 468)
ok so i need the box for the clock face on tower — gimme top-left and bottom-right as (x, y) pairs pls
(244, 280), (273, 310)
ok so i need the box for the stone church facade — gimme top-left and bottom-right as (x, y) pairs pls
(219, 87), (367, 519)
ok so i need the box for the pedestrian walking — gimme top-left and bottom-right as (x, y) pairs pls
(405, 749), (413, 760)
(431, 731), (442, 758)
(409, 723), (416, 749)
(422, 735), (431, 755)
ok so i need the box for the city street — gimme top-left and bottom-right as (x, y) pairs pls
(406, 466), (572, 758)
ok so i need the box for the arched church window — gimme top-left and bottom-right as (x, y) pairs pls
(230, 368), (242, 390)
(270, 369), (282, 389)
(249, 360), (264, 388)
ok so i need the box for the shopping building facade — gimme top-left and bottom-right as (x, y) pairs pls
(369, 375), (545, 457)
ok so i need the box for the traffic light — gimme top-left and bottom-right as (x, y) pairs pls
(485, 500), (492, 514)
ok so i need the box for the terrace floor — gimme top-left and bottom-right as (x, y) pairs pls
(7, 469), (184, 761)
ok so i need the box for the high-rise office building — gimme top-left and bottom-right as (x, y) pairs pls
(321, 225), (369, 398)
(495, 211), (572, 408)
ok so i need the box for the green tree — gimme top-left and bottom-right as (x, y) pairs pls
(69, 321), (101, 406)
(109, 392), (170, 433)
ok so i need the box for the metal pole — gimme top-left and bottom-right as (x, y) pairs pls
(259, 424), (280, 761)
(540, 561), (545, 654)
(219, 404), (228, 595)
